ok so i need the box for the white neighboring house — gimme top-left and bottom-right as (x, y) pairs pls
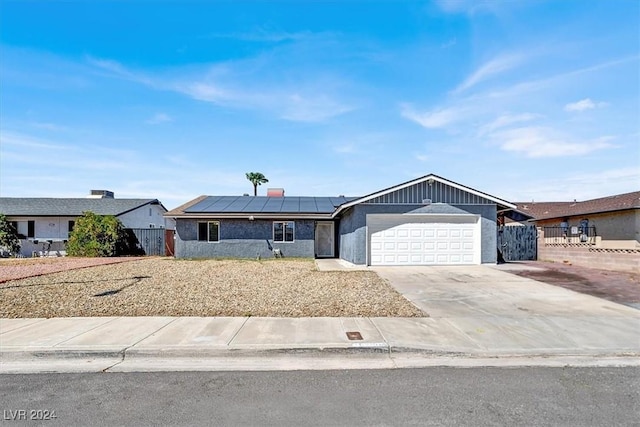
(0, 190), (175, 257)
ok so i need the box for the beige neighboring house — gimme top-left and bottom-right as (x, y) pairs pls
(0, 190), (174, 257)
(516, 190), (640, 248)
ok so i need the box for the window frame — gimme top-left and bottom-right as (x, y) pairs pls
(273, 221), (295, 243)
(198, 221), (220, 242)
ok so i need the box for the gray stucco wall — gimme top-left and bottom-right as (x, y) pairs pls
(175, 218), (315, 259)
(338, 203), (497, 265)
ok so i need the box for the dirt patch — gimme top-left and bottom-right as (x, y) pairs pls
(507, 261), (640, 306)
(0, 257), (142, 283)
(0, 258), (425, 318)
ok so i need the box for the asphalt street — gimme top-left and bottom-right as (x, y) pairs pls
(1, 367), (639, 426)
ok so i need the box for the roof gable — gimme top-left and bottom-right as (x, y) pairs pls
(334, 174), (516, 216)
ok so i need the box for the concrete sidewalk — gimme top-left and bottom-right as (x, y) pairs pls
(2, 262), (639, 373)
(2, 313), (639, 373)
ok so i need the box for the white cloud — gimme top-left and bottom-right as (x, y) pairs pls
(31, 122), (69, 132)
(400, 104), (461, 129)
(478, 113), (540, 136)
(495, 127), (615, 158)
(564, 98), (608, 112)
(441, 38), (457, 49)
(454, 54), (525, 94)
(333, 144), (356, 154)
(280, 93), (354, 122)
(208, 28), (312, 43)
(145, 113), (173, 124)
(88, 56), (353, 123)
(434, 0), (492, 15)
(486, 56), (638, 100)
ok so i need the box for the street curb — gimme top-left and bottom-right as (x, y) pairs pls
(3, 346), (640, 363)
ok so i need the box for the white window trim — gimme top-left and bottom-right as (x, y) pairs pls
(273, 221), (295, 243)
(198, 221), (220, 243)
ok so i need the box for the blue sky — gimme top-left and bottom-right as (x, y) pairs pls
(1, 0), (638, 209)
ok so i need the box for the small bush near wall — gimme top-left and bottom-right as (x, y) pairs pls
(67, 212), (127, 257)
(0, 213), (20, 257)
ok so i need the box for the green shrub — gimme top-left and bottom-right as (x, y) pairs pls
(67, 212), (127, 257)
(0, 214), (21, 256)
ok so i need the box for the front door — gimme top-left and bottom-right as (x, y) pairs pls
(315, 222), (335, 258)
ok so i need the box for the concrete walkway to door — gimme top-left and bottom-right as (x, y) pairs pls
(372, 265), (640, 355)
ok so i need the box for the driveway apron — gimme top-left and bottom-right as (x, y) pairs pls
(372, 266), (640, 355)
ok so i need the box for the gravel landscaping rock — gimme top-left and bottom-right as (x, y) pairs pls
(0, 258), (425, 318)
(0, 257), (142, 283)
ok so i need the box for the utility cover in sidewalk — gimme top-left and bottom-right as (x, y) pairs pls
(346, 331), (363, 340)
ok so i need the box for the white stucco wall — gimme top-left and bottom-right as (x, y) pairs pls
(117, 204), (172, 229)
(8, 216), (77, 239)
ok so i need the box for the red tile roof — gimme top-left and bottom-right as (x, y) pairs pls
(515, 191), (640, 220)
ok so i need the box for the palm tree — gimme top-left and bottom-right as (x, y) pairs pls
(245, 172), (269, 196)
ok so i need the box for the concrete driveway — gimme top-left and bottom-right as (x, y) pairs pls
(372, 265), (640, 355)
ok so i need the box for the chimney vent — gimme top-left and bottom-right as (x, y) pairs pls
(88, 190), (115, 199)
(267, 188), (285, 197)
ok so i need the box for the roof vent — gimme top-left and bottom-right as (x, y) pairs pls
(88, 190), (115, 199)
(267, 188), (285, 197)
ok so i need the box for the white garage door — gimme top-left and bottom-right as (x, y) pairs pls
(368, 215), (480, 266)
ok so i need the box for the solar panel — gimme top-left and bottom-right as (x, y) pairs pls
(184, 195), (351, 214)
(299, 199), (318, 213)
(244, 198), (269, 212)
(206, 196), (237, 212)
(262, 198), (284, 213)
(314, 198), (335, 213)
(185, 196), (218, 212)
(224, 196), (254, 212)
(280, 198), (300, 212)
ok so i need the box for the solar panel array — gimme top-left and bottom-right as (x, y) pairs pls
(184, 196), (357, 214)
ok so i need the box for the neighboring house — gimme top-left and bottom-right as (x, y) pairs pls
(166, 174), (527, 266)
(516, 191), (640, 248)
(0, 190), (173, 257)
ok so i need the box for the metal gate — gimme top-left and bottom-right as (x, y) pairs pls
(127, 228), (165, 256)
(497, 225), (537, 261)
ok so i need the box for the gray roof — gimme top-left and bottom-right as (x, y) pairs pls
(0, 198), (163, 217)
(184, 196), (357, 214)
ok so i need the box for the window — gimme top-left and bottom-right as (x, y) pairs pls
(10, 221), (34, 239)
(68, 221), (75, 233)
(273, 221), (294, 242)
(198, 221), (219, 242)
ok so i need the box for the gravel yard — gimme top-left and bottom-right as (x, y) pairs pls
(0, 258), (425, 318)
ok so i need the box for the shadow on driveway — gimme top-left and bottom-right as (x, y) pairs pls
(499, 261), (640, 309)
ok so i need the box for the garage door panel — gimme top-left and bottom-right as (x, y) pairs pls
(369, 218), (479, 266)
